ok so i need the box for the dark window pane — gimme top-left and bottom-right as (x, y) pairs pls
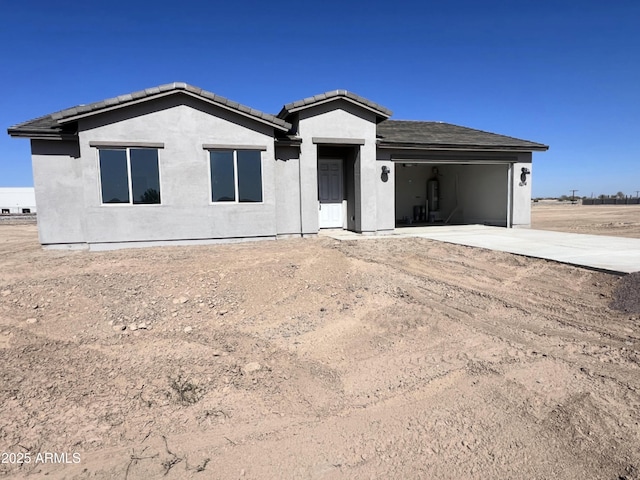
(237, 150), (262, 202)
(210, 151), (235, 202)
(130, 149), (161, 204)
(99, 150), (129, 203)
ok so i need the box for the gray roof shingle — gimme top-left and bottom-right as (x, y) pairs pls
(377, 120), (548, 151)
(8, 85), (547, 152)
(6, 114), (75, 139)
(279, 90), (392, 119)
(8, 82), (291, 138)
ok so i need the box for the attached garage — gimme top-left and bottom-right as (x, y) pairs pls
(394, 161), (510, 226)
(376, 120), (548, 228)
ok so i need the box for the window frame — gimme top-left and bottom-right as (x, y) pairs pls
(206, 147), (265, 205)
(96, 146), (163, 206)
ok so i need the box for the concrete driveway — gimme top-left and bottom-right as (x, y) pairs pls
(322, 225), (640, 274)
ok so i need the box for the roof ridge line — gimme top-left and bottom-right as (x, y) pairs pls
(279, 89), (392, 118)
(43, 82), (290, 131)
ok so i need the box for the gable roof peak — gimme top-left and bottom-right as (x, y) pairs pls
(279, 89), (392, 120)
(9, 83), (291, 138)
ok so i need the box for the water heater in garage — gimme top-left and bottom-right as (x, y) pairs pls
(427, 179), (439, 212)
(427, 177), (441, 222)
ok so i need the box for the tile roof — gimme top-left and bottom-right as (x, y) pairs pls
(278, 90), (392, 119)
(8, 82), (291, 138)
(8, 85), (547, 152)
(7, 114), (75, 139)
(377, 120), (548, 151)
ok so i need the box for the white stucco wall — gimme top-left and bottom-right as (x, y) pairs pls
(296, 100), (380, 234)
(31, 140), (84, 245)
(375, 158), (395, 232)
(274, 145), (302, 236)
(33, 94), (286, 247)
(511, 153), (533, 227)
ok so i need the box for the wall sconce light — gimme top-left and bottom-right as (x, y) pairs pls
(519, 167), (530, 186)
(381, 165), (390, 183)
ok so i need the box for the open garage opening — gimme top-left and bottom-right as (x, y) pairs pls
(395, 162), (509, 227)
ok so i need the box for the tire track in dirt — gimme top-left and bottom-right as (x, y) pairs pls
(338, 238), (636, 349)
(2, 226), (639, 479)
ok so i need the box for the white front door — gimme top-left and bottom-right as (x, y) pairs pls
(318, 159), (343, 228)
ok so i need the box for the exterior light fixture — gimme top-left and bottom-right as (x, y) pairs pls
(381, 165), (390, 183)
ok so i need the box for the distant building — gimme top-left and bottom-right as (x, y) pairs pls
(0, 187), (37, 214)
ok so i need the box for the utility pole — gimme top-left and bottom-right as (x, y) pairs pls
(570, 189), (579, 204)
(636, 190), (639, 199)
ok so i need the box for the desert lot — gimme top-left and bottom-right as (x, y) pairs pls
(1, 205), (639, 479)
(532, 202), (640, 238)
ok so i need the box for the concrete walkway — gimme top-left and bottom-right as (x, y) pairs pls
(321, 225), (640, 274)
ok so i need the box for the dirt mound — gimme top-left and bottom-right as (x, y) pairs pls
(610, 272), (640, 313)
(1, 225), (639, 479)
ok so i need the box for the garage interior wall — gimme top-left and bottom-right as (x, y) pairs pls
(395, 163), (509, 226)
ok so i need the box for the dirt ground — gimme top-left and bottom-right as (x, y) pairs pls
(1, 207), (639, 479)
(532, 202), (640, 238)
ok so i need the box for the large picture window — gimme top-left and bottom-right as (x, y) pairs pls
(210, 150), (262, 203)
(99, 148), (161, 204)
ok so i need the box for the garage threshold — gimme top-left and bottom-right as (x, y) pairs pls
(320, 225), (640, 274)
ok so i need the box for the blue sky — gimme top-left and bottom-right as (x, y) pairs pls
(1, 0), (639, 198)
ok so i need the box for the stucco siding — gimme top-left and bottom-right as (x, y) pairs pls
(375, 157), (395, 232)
(30, 140), (84, 244)
(297, 100), (379, 234)
(275, 146), (302, 236)
(511, 153), (533, 227)
(70, 95), (278, 245)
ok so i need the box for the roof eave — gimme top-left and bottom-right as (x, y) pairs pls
(276, 108), (290, 120)
(377, 142), (549, 152)
(274, 137), (302, 147)
(7, 128), (76, 140)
